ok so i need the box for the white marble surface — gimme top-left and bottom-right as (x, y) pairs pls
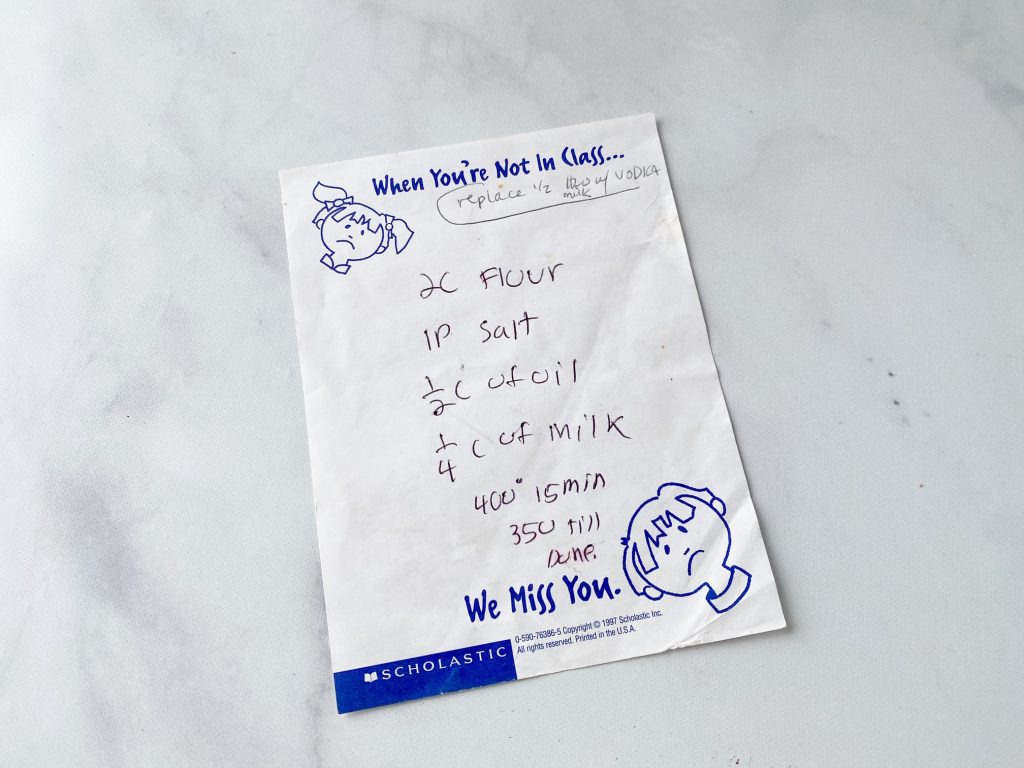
(2, 1), (1022, 765)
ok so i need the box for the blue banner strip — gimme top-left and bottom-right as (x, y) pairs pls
(334, 639), (517, 714)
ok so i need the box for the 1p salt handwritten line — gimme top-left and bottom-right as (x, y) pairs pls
(436, 183), (641, 226)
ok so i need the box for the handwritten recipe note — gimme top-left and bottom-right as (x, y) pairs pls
(280, 115), (785, 714)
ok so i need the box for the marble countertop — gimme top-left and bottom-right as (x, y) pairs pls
(2, 1), (1022, 766)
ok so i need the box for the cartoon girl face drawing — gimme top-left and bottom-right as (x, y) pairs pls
(621, 483), (752, 614)
(312, 182), (413, 275)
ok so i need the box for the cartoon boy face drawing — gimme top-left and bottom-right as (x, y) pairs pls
(621, 483), (751, 613)
(312, 182), (413, 275)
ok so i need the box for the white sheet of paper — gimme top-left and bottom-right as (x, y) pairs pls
(280, 114), (785, 714)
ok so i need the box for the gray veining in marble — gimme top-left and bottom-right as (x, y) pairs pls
(1, 1), (1022, 766)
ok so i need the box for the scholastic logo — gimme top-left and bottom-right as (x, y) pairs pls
(375, 644), (508, 681)
(334, 639), (517, 714)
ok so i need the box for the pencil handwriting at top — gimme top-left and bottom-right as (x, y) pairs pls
(436, 171), (648, 227)
(564, 175), (595, 200)
(456, 185), (526, 211)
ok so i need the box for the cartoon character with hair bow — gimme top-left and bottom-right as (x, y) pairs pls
(311, 182), (414, 275)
